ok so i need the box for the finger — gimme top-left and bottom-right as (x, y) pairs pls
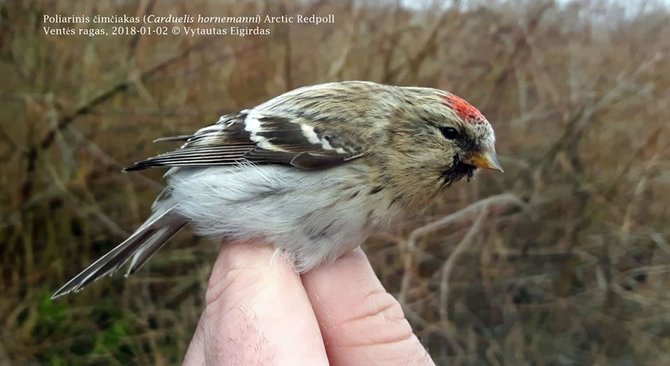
(197, 241), (328, 365)
(302, 248), (435, 366)
(182, 312), (206, 366)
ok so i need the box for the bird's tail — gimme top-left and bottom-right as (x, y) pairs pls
(51, 199), (188, 299)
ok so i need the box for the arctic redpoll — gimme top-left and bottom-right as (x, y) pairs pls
(52, 81), (502, 298)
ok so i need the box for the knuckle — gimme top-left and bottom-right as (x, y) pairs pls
(334, 290), (415, 347)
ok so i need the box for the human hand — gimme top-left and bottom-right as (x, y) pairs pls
(182, 241), (435, 365)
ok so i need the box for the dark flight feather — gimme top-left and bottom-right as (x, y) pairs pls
(124, 109), (364, 171)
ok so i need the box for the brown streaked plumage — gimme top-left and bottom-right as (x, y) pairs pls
(52, 81), (502, 299)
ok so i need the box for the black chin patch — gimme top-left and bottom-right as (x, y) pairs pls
(441, 161), (476, 186)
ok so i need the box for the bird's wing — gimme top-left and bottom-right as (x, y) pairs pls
(124, 108), (366, 171)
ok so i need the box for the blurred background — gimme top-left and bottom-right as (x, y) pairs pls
(1, 0), (669, 364)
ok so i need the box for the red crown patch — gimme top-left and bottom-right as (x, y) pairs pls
(444, 94), (486, 124)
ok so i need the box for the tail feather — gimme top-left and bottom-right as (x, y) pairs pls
(125, 221), (187, 276)
(51, 205), (187, 299)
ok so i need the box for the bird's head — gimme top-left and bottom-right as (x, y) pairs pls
(382, 87), (502, 202)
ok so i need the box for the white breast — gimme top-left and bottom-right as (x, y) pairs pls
(165, 164), (400, 272)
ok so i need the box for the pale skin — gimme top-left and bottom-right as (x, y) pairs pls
(182, 241), (435, 365)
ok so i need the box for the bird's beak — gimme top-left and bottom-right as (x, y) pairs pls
(464, 148), (503, 172)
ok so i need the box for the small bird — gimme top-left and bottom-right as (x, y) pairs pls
(52, 81), (502, 299)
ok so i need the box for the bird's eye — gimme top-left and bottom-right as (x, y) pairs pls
(440, 127), (460, 140)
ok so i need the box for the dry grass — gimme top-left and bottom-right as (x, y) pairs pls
(1, 0), (669, 364)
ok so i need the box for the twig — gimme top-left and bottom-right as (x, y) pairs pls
(439, 209), (486, 322)
(21, 38), (211, 202)
(126, 0), (156, 60)
(38, 39), (210, 151)
(438, 209), (486, 359)
(398, 193), (528, 304)
(67, 127), (162, 189)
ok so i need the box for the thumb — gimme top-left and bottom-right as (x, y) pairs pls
(183, 241), (328, 365)
(301, 248), (435, 366)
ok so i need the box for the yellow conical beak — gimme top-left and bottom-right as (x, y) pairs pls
(464, 148), (503, 172)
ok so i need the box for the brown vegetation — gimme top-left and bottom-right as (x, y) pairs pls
(1, 0), (669, 364)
